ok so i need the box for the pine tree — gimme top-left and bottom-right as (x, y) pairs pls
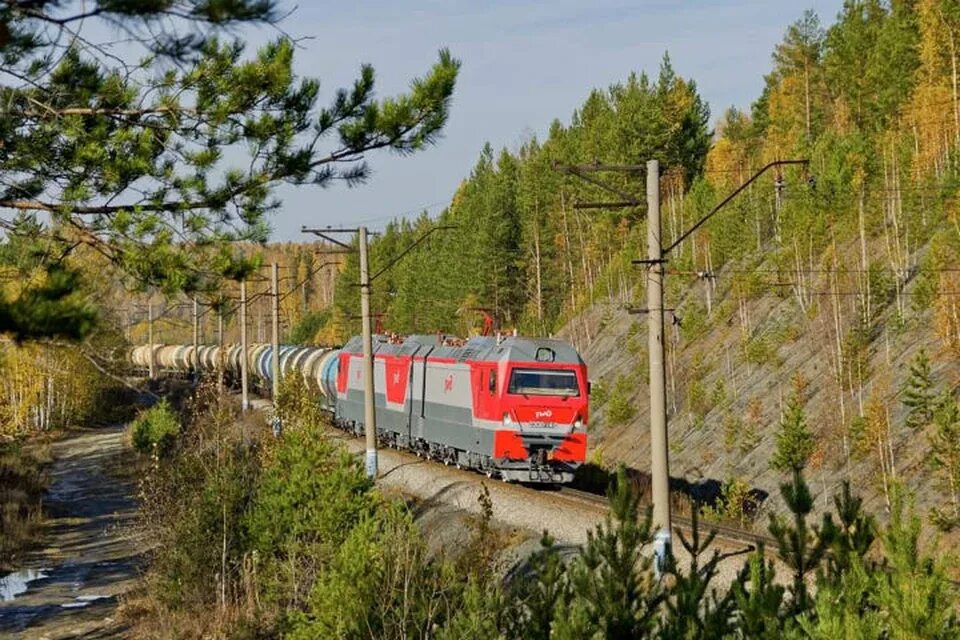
(770, 381), (816, 473)
(929, 393), (960, 527)
(550, 467), (660, 640)
(768, 470), (835, 617)
(729, 550), (785, 639)
(503, 533), (568, 640)
(771, 10), (826, 141)
(823, 481), (877, 579)
(659, 506), (735, 639)
(877, 490), (960, 638)
(0, 6), (460, 339)
(901, 348), (937, 430)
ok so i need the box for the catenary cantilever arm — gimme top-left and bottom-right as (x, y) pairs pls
(368, 225), (457, 283)
(663, 159), (809, 256)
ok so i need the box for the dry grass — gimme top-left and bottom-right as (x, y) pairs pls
(0, 439), (52, 571)
(117, 591), (260, 640)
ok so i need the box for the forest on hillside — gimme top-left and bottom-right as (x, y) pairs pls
(326, 2), (960, 345)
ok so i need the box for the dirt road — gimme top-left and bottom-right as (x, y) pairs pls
(0, 425), (143, 639)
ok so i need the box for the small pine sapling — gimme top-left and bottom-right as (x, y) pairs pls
(729, 550), (785, 639)
(929, 393), (960, 529)
(768, 470), (835, 617)
(822, 480), (877, 580)
(901, 348), (937, 430)
(505, 533), (568, 640)
(659, 505), (736, 639)
(551, 467), (660, 640)
(770, 378), (815, 473)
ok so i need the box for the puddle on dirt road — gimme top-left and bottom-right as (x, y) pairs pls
(60, 595), (111, 609)
(0, 568), (50, 602)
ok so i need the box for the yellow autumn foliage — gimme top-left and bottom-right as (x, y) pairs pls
(0, 343), (109, 439)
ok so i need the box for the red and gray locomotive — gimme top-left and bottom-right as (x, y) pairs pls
(132, 333), (589, 483)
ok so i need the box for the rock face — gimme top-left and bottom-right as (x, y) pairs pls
(557, 241), (954, 535)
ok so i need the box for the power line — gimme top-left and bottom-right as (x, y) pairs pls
(670, 266), (960, 275)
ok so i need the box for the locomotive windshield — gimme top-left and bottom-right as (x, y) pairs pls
(508, 368), (580, 397)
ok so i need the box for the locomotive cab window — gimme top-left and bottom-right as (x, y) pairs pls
(507, 369), (580, 397)
(488, 369), (497, 394)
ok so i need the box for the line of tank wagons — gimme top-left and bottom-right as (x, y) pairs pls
(130, 343), (340, 400)
(130, 334), (590, 484)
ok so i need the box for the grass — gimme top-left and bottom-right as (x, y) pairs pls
(0, 440), (51, 572)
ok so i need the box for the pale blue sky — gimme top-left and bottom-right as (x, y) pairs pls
(250, 1), (844, 239)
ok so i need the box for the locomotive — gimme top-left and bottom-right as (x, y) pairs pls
(131, 333), (589, 483)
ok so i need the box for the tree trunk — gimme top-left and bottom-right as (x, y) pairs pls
(878, 433), (891, 512)
(950, 473), (958, 519)
(575, 212), (592, 297)
(858, 186), (870, 324)
(831, 268), (850, 473)
(885, 402), (896, 480)
(793, 236), (807, 314)
(804, 61), (811, 139)
(560, 191), (577, 312)
(948, 22), (960, 149)
(533, 204), (543, 328)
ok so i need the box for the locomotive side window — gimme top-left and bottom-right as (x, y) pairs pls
(488, 369), (497, 394)
(508, 369), (580, 397)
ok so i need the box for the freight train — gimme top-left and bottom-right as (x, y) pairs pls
(131, 334), (589, 483)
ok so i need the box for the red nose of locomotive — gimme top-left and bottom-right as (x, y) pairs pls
(494, 362), (589, 480)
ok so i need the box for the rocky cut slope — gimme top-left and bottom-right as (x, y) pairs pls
(561, 226), (960, 536)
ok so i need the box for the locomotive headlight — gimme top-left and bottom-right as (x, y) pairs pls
(574, 418), (583, 429)
(502, 413), (512, 426)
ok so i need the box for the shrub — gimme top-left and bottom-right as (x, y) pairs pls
(589, 379), (609, 408)
(288, 501), (464, 639)
(137, 388), (257, 611)
(0, 443), (49, 570)
(245, 423), (375, 611)
(741, 333), (777, 367)
(702, 476), (754, 527)
(130, 399), (180, 457)
(679, 301), (709, 342)
(605, 375), (636, 427)
(770, 385), (814, 473)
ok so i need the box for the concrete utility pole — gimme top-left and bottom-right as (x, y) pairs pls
(271, 262), (281, 406)
(240, 280), (250, 412)
(301, 223), (454, 480)
(300, 225), (379, 477)
(217, 307), (224, 393)
(147, 299), (155, 380)
(358, 226), (378, 479)
(646, 159), (671, 571)
(192, 296), (199, 378)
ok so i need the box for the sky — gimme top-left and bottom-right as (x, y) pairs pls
(244, 1), (845, 240)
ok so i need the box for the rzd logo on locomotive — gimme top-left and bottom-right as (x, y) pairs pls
(535, 409), (553, 420)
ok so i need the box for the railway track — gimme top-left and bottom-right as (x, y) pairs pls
(555, 487), (777, 552)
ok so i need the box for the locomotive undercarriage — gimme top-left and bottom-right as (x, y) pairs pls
(331, 416), (575, 484)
